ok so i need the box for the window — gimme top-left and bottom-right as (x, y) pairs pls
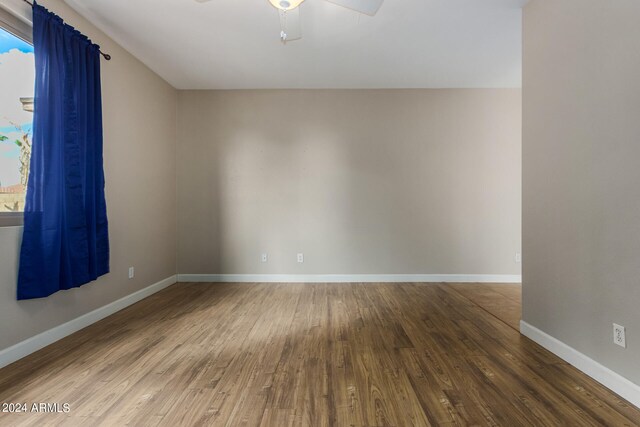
(0, 10), (34, 226)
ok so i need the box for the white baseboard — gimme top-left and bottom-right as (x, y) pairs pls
(0, 275), (177, 369)
(177, 274), (522, 283)
(520, 320), (640, 409)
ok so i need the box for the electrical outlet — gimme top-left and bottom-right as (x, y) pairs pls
(613, 324), (626, 348)
(297, 253), (304, 263)
(128, 267), (135, 279)
(515, 252), (522, 263)
(261, 253), (268, 263)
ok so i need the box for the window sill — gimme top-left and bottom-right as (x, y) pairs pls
(0, 212), (24, 227)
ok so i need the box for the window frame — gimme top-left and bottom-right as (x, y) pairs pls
(0, 6), (33, 227)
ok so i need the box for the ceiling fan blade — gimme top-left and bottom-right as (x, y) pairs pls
(278, 7), (302, 42)
(324, 0), (383, 16)
(194, 0), (213, 3)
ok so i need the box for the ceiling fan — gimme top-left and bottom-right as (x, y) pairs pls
(195, 0), (384, 43)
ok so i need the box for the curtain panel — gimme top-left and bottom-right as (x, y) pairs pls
(18, 2), (109, 300)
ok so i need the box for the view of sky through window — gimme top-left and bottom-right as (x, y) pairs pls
(0, 26), (34, 213)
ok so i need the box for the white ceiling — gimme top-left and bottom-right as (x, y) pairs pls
(63, 0), (526, 89)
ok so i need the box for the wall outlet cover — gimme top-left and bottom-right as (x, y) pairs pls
(613, 323), (626, 348)
(297, 253), (304, 263)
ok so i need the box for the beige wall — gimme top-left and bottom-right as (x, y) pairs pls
(0, 0), (177, 350)
(177, 89), (522, 275)
(523, 0), (640, 383)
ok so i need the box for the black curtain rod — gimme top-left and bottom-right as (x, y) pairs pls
(22, 0), (111, 60)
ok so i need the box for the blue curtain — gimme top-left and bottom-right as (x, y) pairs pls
(17, 2), (109, 300)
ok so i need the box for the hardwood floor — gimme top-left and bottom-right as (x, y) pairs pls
(448, 283), (522, 330)
(0, 282), (638, 426)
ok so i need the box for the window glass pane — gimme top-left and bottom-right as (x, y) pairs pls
(0, 25), (34, 213)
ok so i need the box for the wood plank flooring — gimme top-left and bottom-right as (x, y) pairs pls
(448, 283), (521, 330)
(0, 282), (638, 426)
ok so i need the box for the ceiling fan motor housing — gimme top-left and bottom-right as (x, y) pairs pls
(269, 0), (305, 11)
